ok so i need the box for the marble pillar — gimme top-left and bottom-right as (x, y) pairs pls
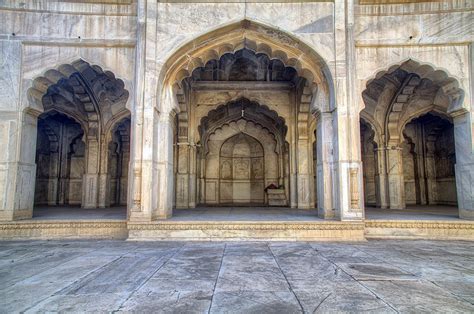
(82, 138), (100, 208)
(316, 113), (335, 218)
(296, 138), (312, 209)
(452, 112), (474, 219)
(0, 111), (38, 221)
(375, 148), (389, 209)
(386, 146), (406, 209)
(155, 112), (175, 219)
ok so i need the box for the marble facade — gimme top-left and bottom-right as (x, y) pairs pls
(0, 0), (472, 225)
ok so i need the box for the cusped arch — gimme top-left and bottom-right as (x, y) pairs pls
(159, 19), (334, 114)
(27, 59), (130, 136)
(208, 119), (278, 157)
(360, 112), (382, 147)
(220, 132), (264, 158)
(361, 58), (466, 146)
(364, 59), (465, 115)
(398, 107), (452, 144)
(199, 98), (286, 154)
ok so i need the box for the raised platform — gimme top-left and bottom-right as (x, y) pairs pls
(0, 220), (128, 240)
(0, 206), (472, 241)
(365, 220), (474, 241)
(127, 221), (365, 241)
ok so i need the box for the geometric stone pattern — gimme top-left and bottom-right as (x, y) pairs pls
(0, 240), (473, 312)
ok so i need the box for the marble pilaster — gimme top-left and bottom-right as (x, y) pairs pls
(386, 147), (406, 210)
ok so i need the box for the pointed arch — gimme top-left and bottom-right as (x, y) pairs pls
(158, 19), (334, 115)
(26, 59), (130, 136)
(361, 58), (466, 146)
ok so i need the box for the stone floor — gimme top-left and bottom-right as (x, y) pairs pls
(31, 205), (461, 221)
(33, 206), (127, 220)
(1, 240), (473, 313)
(365, 205), (460, 220)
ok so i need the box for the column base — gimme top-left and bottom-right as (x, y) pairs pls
(459, 209), (474, 220)
(0, 209), (33, 221)
(318, 208), (335, 219)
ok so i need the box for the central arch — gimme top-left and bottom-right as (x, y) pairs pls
(198, 99), (284, 207)
(154, 19), (337, 218)
(158, 19), (334, 114)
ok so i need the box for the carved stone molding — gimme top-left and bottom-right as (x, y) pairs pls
(127, 221), (365, 231)
(365, 220), (474, 229)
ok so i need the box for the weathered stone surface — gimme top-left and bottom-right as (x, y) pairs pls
(1, 239), (473, 312)
(0, 0), (473, 233)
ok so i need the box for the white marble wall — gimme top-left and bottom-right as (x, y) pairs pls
(0, 0), (472, 221)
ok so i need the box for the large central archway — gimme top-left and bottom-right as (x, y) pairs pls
(148, 19), (337, 219)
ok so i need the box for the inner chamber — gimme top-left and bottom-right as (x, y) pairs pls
(173, 47), (316, 208)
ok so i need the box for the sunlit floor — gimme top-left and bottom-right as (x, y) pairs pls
(1, 240), (473, 312)
(365, 205), (459, 220)
(33, 206), (127, 220)
(31, 205), (462, 221)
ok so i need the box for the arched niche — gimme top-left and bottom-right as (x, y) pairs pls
(24, 59), (131, 216)
(34, 111), (85, 207)
(360, 59), (469, 217)
(158, 20), (335, 218)
(202, 119), (281, 206)
(219, 133), (265, 205)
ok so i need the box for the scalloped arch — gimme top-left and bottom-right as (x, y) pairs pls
(26, 59), (130, 135)
(159, 19), (334, 113)
(207, 119), (279, 157)
(198, 98), (287, 154)
(361, 58), (466, 146)
(364, 59), (465, 115)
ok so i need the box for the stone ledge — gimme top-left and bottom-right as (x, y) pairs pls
(127, 221), (366, 241)
(1, 219), (472, 241)
(365, 219), (474, 241)
(0, 220), (128, 240)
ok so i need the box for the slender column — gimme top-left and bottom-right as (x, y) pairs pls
(155, 112), (175, 219)
(386, 146), (406, 209)
(120, 140), (130, 205)
(296, 137), (312, 209)
(175, 143), (190, 208)
(188, 144), (197, 208)
(47, 152), (60, 205)
(57, 123), (70, 205)
(424, 139), (438, 204)
(316, 112), (335, 218)
(98, 173), (111, 208)
(82, 137), (100, 208)
(289, 116), (298, 208)
(415, 124), (427, 205)
(375, 148), (389, 209)
(98, 140), (111, 208)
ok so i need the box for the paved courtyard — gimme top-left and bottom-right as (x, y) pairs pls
(0, 240), (473, 313)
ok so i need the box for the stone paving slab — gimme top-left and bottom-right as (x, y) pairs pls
(0, 240), (473, 313)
